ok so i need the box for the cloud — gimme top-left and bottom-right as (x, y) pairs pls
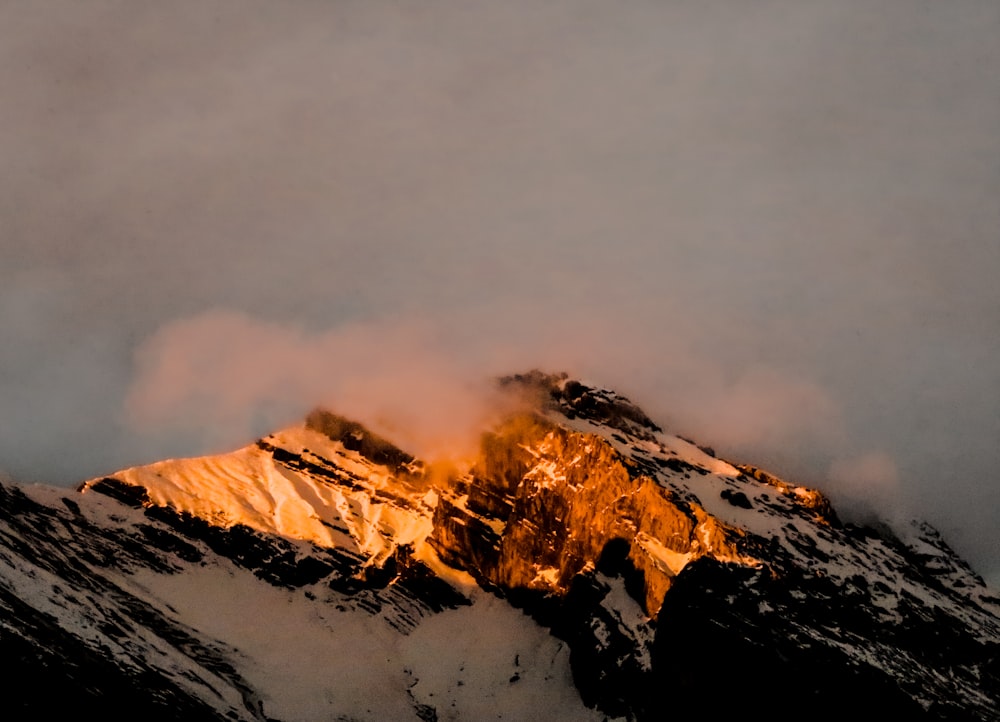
(125, 307), (852, 481)
(826, 451), (902, 520)
(662, 366), (846, 457)
(125, 310), (503, 461)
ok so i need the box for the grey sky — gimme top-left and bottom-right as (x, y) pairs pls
(1, 1), (998, 582)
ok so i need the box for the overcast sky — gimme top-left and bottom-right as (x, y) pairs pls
(1, 1), (998, 583)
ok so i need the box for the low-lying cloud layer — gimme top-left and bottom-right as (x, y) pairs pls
(1, 1), (997, 582)
(124, 309), (850, 467)
(125, 310), (501, 462)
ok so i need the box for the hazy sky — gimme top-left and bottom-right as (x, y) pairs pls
(2, 1), (998, 582)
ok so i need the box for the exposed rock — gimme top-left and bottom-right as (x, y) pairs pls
(428, 412), (750, 619)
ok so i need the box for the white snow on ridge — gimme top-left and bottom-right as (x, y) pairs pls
(85, 424), (435, 563)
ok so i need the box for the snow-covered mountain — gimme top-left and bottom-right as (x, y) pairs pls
(1, 372), (998, 720)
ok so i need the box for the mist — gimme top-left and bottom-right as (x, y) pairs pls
(1, 1), (997, 583)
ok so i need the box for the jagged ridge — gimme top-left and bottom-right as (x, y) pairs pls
(1, 372), (997, 720)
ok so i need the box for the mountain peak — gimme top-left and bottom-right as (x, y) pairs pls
(3, 373), (999, 720)
(498, 370), (663, 437)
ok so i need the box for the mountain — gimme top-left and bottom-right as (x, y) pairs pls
(1, 371), (998, 721)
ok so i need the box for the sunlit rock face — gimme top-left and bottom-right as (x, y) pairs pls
(428, 411), (743, 618)
(1, 372), (998, 721)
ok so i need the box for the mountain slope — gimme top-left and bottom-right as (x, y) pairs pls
(1, 372), (997, 720)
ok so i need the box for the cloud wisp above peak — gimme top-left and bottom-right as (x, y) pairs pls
(124, 310), (503, 463)
(123, 308), (868, 498)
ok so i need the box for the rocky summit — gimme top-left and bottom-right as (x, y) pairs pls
(1, 372), (998, 721)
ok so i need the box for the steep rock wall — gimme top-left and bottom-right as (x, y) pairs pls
(429, 413), (750, 617)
